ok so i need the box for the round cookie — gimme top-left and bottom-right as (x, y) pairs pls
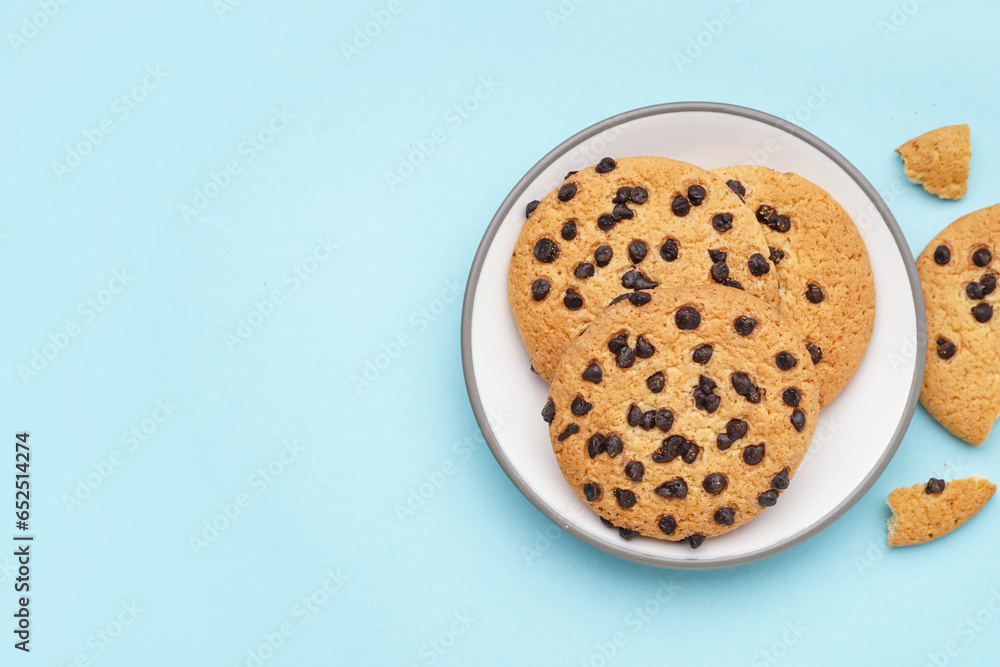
(711, 166), (875, 408)
(545, 285), (819, 546)
(916, 204), (1000, 445)
(509, 156), (780, 383)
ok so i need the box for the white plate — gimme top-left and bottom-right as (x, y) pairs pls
(461, 103), (925, 569)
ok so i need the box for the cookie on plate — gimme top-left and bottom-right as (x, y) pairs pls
(886, 475), (995, 546)
(545, 284), (819, 546)
(711, 166), (875, 408)
(895, 124), (971, 200)
(917, 204), (1000, 444)
(509, 156), (780, 383)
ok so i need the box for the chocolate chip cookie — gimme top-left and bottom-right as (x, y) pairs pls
(887, 475), (995, 546)
(545, 285), (819, 546)
(896, 124), (971, 200)
(711, 166), (875, 408)
(509, 156), (780, 382)
(917, 204), (1000, 444)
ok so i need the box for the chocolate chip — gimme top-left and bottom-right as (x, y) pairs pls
(587, 434), (605, 458)
(682, 443), (700, 464)
(675, 306), (701, 330)
(583, 482), (601, 501)
(692, 345), (713, 364)
(525, 200), (540, 217)
(973, 303), (993, 323)
(634, 335), (655, 358)
(564, 289), (583, 310)
(936, 338), (956, 360)
(542, 400), (555, 423)
(775, 351), (797, 370)
(597, 214), (616, 232)
(714, 507), (735, 526)
(629, 240), (648, 264)
(600, 518), (614, 528)
(647, 372), (666, 393)
(758, 490), (778, 507)
(769, 246), (785, 265)
(711, 261), (730, 283)
(723, 279), (744, 290)
(660, 239), (679, 262)
(782, 387), (801, 407)
(687, 534), (706, 549)
(625, 461), (645, 482)
(982, 273), (997, 295)
(648, 411), (671, 435)
(608, 332), (628, 354)
(531, 278), (550, 301)
(773, 215), (791, 232)
(653, 435), (686, 463)
(614, 488), (637, 509)
(671, 195), (691, 217)
(613, 187), (632, 204)
(630, 187), (648, 204)
(726, 419), (748, 440)
(621, 269), (658, 290)
(533, 238), (559, 263)
(574, 262), (595, 279)
(742, 444), (765, 465)
(712, 213), (733, 233)
(565, 170), (578, 180)
(606, 293), (629, 308)
(561, 220), (577, 240)
(731, 372), (761, 403)
(925, 478), (946, 494)
(734, 316), (757, 336)
(629, 292), (652, 306)
(640, 410), (656, 431)
(619, 527), (638, 540)
(595, 245), (613, 267)
(613, 203), (634, 221)
(806, 342), (823, 364)
(627, 404), (643, 427)
(716, 434), (732, 450)
(790, 409), (806, 432)
(655, 478), (688, 499)
(708, 249), (728, 263)
(748, 253), (770, 276)
(698, 375), (717, 392)
(756, 204), (777, 226)
(726, 179), (746, 199)
(973, 248), (993, 267)
(934, 245), (951, 265)
(658, 515), (677, 535)
(558, 424), (579, 441)
(703, 473), (727, 495)
(803, 284), (824, 304)
(616, 346), (636, 369)
(571, 396), (593, 416)
(771, 468), (790, 490)
(687, 184), (706, 205)
(558, 183), (577, 202)
(967, 281), (985, 300)
(595, 157), (616, 174)
(605, 435), (624, 458)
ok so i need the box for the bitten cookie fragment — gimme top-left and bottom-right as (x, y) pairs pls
(886, 475), (995, 546)
(895, 124), (971, 200)
(711, 166), (875, 408)
(509, 156), (780, 382)
(546, 285), (818, 546)
(916, 204), (1000, 444)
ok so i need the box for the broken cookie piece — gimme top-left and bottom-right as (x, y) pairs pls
(895, 124), (971, 200)
(886, 474), (995, 546)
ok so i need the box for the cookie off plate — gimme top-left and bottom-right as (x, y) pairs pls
(461, 102), (925, 569)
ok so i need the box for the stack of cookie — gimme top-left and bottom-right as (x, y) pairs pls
(507, 156), (875, 548)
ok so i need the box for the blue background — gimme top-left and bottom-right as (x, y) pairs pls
(4, 0), (1000, 665)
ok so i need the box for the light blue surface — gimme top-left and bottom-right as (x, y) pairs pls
(4, 1), (1000, 665)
